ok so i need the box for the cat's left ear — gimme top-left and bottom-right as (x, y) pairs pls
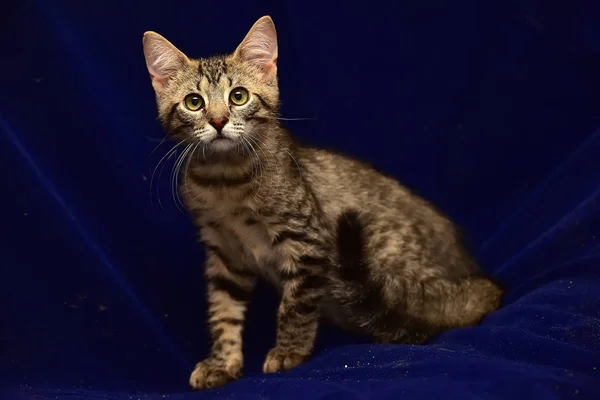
(233, 16), (278, 80)
(143, 31), (190, 92)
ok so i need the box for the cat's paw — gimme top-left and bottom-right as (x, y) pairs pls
(189, 358), (242, 390)
(262, 347), (309, 373)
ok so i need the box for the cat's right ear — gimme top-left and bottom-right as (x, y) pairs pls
(143, 32), (190, 92)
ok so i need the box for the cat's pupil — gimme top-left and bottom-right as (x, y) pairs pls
(191, 97), (199, 105)
(234, 92), (242, 101)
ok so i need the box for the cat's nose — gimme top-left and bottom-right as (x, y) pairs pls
(209, 117), (229, 133)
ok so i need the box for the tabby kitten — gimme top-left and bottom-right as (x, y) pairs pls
(142, 16), (503, 390)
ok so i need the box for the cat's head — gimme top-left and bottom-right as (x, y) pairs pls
(142, 16), (279, 153)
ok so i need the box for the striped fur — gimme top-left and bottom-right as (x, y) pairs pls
(143, 16), (504, 390)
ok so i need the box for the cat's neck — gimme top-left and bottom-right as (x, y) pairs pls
(191, 147), (250, 167)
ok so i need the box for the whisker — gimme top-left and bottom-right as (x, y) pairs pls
(275, 117), (318, 121)
(148, 133), (170, 155)
(178, 143), (198, 210)
(169, 146), (185, 212)
(150, 139), (189, 209)
(183, 142), (202, 202)
(171, 142), (195, 213)
(263, 135), (302, 179)
(242, 137), (263, 200)
(247, 135), (283, 204)
(285, 149), (303, 179)
(146, 135), (164, 143)
(260, 135), (300, 195)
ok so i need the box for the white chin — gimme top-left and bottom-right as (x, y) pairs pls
(211, 138), (237, 152)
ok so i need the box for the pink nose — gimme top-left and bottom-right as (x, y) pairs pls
(209, 117), (229, 132)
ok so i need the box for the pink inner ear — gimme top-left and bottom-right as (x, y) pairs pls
(148, 62), (172, 84)
(262, 61), (277, 77)
(147, 65), (171, 90)
(151, 75), (168, 89)
(240, 46), (278, 80)
(149, 59), (178, 81)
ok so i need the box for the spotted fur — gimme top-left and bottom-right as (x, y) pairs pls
(142, 16), (503, 390)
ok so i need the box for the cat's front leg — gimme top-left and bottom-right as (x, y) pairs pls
(190, 248), (256, 390)
(263, 255), (329, 373)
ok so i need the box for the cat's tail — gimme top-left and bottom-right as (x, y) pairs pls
(453, 274), (504, 325)
(334, 210), (387, 314)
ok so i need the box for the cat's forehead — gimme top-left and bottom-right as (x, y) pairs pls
(197, 56), (229, 86)
(189, 55), (262, 94)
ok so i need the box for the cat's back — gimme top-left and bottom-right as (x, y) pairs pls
(296, 145), (478, 282)
(297, 147), (404, 204)
(296, 146), (443, 222)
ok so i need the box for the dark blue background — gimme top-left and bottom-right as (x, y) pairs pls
(1, 0), (600, 399)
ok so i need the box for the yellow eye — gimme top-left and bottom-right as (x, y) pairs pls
(229, 87), (249, 106)
(184, 94), (204, 111)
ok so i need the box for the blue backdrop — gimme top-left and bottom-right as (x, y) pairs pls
(2, 0), (600, 399)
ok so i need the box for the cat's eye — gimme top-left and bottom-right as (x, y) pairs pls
(184, 94), (204, 111)
(229, 87), (249, 106)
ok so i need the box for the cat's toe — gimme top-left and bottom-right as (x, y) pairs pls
(189, 362), (208, 389)
(189, 359), (240, 390)
(262, 347), (308, 374)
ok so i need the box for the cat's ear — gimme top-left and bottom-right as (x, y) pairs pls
(233, 16), (278, 80)
(143, 31), (190, 92)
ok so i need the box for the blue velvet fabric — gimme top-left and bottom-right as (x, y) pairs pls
(2, 0), (600, 399)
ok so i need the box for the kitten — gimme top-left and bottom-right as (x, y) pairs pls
(142, 16), (503, 390)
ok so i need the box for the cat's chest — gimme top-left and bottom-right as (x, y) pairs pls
(199, 202), (281, 282)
